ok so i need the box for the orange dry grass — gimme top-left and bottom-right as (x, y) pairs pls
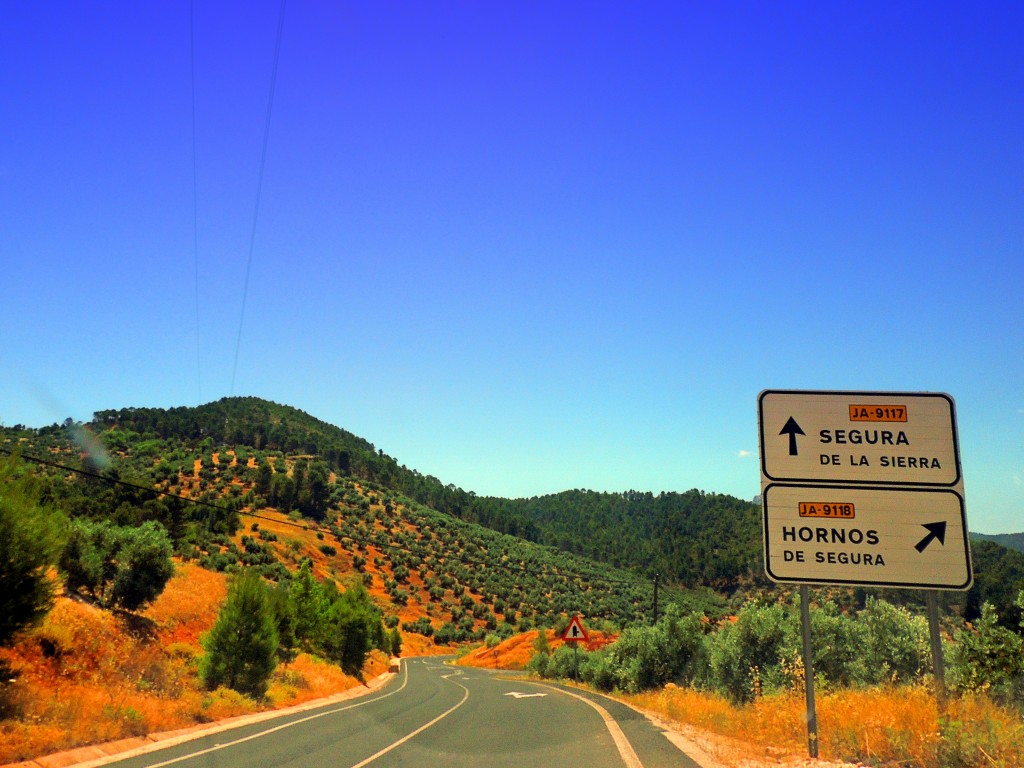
(458, 632), (542, 670)
(266, 650), (390, 709)
(399, 634), (454, 658)
(457, 630), (616, 670)
(0, 565), (389, 766)
(0, 598), (206, 763)
(622, 685), (1024, 768)
(146, 563), (228, 646)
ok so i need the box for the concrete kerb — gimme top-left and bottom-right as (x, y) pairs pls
(3, 666), (399, 768)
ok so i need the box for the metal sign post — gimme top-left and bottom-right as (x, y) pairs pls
(926, 591), (948, 712)
(799, 586), (818, 759)
(562, 616), (589, 682)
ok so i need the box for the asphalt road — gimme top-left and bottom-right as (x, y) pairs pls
(110, 658), (704, 768)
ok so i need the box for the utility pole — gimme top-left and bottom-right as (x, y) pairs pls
(652, 573), (660, 624)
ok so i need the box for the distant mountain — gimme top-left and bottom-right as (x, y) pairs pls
(487, 489), (764, 590)
(972, 531), (1024, 555)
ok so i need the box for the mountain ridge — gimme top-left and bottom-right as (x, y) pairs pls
(5, 395), (1023, 628)
(972, 532), (1024, 554)
(83, 396), (766, 591)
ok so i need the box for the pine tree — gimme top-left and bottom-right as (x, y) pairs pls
(389, 627), (402, 657)
(201, 572), (279, 698)
(290, 559), (328, 648)
(0, 455), (64, 647)
(267, 582), (298, 665)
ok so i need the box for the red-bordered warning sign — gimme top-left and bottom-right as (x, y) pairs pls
(562, 616), (589, 643)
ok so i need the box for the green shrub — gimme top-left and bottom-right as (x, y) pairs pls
(547, 645), (581, 679)
(855, 596), (930, 685)
(526, 647), (551, 677)
(807, 599), (866, 687)
(109, 521), (175, 610)
(708, 600), (797, 702)
(389, 628), (402, 657)
(60, 518), (174, 612)
(401, 617), (433, 637)
(948, 602), (1024, 705)
(580, 648), (618, 691)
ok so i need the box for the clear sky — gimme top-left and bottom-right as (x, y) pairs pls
(2, 2), (1021, 534)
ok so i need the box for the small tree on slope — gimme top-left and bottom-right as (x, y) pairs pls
(201, 571), (279, 698)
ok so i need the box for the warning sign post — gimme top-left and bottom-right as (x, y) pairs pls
(562, 616), (588, 681)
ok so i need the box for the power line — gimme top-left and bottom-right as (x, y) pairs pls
(230, 0), (287, 395)
(189, 0), (202, 402)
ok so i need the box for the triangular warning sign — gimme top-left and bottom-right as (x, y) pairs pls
(562, 615), (589, 643)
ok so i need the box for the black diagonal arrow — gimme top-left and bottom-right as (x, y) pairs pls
(915, 521), (947, 553)
(779, 417), (805, 456)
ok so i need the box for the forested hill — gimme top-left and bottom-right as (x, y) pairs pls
(8, 396), (1024, 623)
(485, 490), (762, 589)
(973, 532), (1024, 555)
(93, 396), (509, 525)
(84, 397), (764, 591)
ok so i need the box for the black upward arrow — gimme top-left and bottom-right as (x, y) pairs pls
(915, 521), (947, 553)
(779, 417), (805, 456)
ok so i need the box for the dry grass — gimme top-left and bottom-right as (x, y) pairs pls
(0, 468), (516, 765)
(457, 629), (616, 671)
(0, 597), (205, 761)
(0, 564), (388, 765)
(146, 563), (228, 645)
(622, 684), (1024, 768)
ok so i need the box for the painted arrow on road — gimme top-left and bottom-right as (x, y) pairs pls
(915, 521), (947, 553)
(779, 417), (806, 456)
(505, 692), (548, 699)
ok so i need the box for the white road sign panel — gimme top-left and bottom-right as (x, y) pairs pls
(759, 390), (960, 486)
(762, 484), (972, 589)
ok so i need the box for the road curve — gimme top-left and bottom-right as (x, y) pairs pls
(105, 658), (704, 768)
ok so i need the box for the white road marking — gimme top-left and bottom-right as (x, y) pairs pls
(347, 675), (470, 768)
(534, 684), (644, 768)
(505, 692), (548, 699)
(136, 662), (412, 768)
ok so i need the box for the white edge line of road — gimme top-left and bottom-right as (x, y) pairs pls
(39, 662), (409, 768)
(530, 681), (727, 768)
(606, 695), (732, 768)
(532, 683), (643, 768)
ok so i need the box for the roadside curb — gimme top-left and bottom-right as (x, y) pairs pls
(2, 667), (399, 768)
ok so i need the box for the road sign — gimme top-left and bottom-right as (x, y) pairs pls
(759, 390), (960, 486)
(762, 484), (972, 589)
(757, 390), (972, 590)
(562, 616), (589, 643)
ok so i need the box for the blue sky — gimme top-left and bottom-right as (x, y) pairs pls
(2, 2), (1021, 534)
